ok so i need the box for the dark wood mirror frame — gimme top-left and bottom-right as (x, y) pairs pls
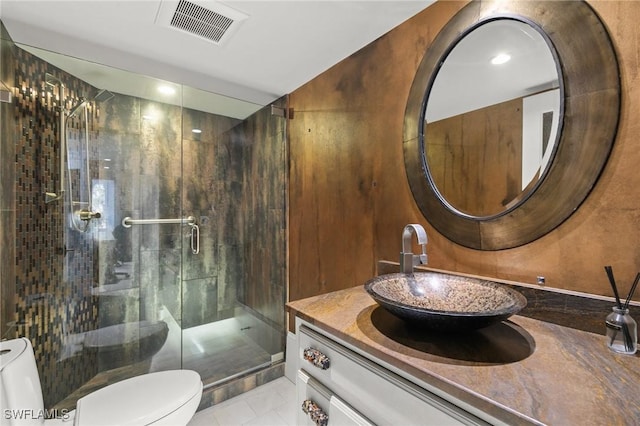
(403, 0), (620, 250)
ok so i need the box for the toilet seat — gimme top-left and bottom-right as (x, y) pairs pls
(74, 370), (202, 426)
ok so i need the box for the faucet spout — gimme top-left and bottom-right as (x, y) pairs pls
(400, 224), (428, 274)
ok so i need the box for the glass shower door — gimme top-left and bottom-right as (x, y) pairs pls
(92, 84), (287, 386)
(64, 66), (287, 392)
(92, 87), (185, 375)
(178, 94), (287, 387)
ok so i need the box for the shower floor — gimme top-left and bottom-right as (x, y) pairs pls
(151, 306), (274, 386)
(53, 307), (273, 410)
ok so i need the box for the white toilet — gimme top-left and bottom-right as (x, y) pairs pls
(0, 337), (203, 425)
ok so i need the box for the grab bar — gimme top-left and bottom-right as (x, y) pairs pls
(121, 216), (196, 228)
(121, 216), (199, 255)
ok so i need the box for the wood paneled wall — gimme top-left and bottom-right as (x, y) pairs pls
(288, 0), (640, 303)
(426, 98), (523, 217)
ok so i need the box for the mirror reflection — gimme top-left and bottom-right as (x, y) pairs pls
(423, 19), (561, 218)
(18, 43), (263, 120)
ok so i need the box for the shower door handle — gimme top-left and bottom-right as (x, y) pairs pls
(120, 216), (199, 253)
(122, 216), (195, 227)
(190, 223), (200, 255)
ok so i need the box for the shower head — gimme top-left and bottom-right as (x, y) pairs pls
(45, 72), (63, 88)
(68, 98), (87, 117)
(67, 89), (114, 117)
(93, 89), (115, 103)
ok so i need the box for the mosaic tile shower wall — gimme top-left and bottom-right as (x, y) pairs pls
(1, 23), (16, 342)
(11, 46), (99, 407)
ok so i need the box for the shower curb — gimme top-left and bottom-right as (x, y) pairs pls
(196, 362), (286, 411)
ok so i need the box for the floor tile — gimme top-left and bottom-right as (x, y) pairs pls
(274, 396), (298, 426)
(243, 410), (289, 426)
(189, 376), (296, 426)
(212, 399), (257, 425)
(188, 410), (221, 426)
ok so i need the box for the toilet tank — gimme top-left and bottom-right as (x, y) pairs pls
(0, 338), (45, 425)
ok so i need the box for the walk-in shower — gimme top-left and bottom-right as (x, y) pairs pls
(8, 44), (287, 412)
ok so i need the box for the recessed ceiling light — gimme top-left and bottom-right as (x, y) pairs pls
(192, 128), (202, 134)
(158, 85), (176, 95)
(491, 53), (511, 65)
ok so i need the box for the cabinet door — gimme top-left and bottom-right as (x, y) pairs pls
(330, 396), (374, 426)
(297, 369), (374, 426)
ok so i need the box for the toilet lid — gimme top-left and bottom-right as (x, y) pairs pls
(75, 370), (202, 426)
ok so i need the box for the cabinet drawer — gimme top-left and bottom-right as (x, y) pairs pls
(297, 369), (373, 426)
(299, 324), (487, 426)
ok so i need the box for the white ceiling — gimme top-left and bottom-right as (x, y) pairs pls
(0, 0), (435, 118)
(426, 19), (559, 122)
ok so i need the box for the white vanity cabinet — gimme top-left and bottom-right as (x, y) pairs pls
(297, 369), (374, 426)
(294, 318), (491, 426)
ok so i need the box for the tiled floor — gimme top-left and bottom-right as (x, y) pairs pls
(188, 376), (298, 426)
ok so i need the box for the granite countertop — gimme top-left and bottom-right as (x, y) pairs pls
(287, 285), (640, 425)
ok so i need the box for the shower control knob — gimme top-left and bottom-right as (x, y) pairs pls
(78, 209), (102, 221)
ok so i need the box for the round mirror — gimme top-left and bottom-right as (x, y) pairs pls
(424, 19), (561, 218)
(403, 0), (620, 250)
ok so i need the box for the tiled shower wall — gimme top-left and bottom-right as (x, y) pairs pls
(4, 36), (99, 407)
(99, 92), (287, 332)
(182, 98), (287, 353)
(1, 27), (286, 408)
(1, 24), (16, 346)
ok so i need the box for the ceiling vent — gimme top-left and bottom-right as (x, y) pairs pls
(156, 0), (248, 45)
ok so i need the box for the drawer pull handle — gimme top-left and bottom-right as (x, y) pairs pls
(303, 347), (331, 370)
(302, 399), (329, 426)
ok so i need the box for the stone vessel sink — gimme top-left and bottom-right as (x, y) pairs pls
(365, 272), (527, 332)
